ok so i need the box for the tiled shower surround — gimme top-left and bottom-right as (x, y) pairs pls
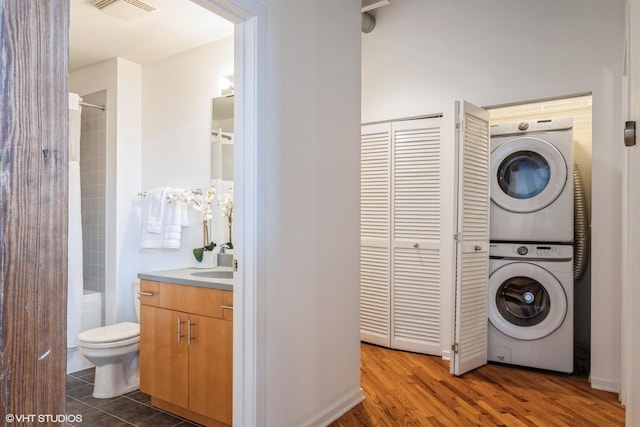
(79, 90), (106, 320)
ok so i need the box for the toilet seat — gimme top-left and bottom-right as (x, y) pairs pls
(78, 322), (139, 349)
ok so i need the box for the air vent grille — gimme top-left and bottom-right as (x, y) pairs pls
(92, 0), (118, 8)
(91, 0), (156, 13)
(123, 0), (156, 13)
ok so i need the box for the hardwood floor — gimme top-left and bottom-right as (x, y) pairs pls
(331, 343), (624, 426)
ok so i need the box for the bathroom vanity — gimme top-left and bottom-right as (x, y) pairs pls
(138, 268), (233, 427)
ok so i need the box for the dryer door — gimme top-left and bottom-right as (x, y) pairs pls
(490, 136), (568, 213)
(489, 262), (567, 341)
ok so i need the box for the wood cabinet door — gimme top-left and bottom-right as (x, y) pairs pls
(188, 314), (233, 424)
(140, 305), (189, 409)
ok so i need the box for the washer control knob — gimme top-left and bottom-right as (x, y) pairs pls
(517, 246), (528, 256)
(518, 122), (529, 131)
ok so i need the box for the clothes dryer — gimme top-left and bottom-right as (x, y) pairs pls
(490, 118), (573, 242)
(488, 242), (573, 373)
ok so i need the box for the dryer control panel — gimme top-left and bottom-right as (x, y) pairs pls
(489, 243), (573, 261)
(490, 117), (573, 137)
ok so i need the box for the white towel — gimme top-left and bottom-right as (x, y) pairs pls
(144, 187), (169, 233)
(140, 188), (189, 249)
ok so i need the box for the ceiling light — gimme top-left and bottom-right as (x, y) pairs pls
(362, 0), (390, 12)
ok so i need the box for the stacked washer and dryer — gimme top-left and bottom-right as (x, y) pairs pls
(488, 117), (574, 373)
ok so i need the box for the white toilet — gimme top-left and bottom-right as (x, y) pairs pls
(77, 281), (141, 398)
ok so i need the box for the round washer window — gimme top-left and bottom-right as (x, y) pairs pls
(496, 276), (550, 327)
(489, 261), (568, 341)
(490, 137), (567, 214)
(497, 151), (550, 199)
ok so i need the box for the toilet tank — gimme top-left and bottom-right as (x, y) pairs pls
(82, 290), (103, 331)
(132, 280), (141, 322)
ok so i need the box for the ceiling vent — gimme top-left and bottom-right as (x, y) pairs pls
(91, 0), (157, 22)
(362, 0), (390, 12)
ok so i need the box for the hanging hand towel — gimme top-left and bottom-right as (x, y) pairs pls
(143, 187), (170, 233)
(140, 188), (189, 249)
(159, 192), (189, 248)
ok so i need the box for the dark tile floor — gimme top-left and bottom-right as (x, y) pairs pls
(66, 368), (201, 427)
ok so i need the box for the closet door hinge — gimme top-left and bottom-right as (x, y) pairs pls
(454, 232), (462, 242)
(452, 343), (459, 354)
(233, 259), (238, 272)
(456, 120), (464, 131)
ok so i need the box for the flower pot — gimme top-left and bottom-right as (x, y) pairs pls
(195, 251), (216, 268)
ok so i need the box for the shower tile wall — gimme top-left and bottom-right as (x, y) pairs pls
(80, 90), (106, 321)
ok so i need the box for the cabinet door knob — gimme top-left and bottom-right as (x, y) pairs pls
(413, 243), (419, 248)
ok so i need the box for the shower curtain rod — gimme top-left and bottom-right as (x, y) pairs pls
(80, 101), (105, 111)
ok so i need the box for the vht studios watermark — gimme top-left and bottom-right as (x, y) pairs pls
(5, 414), (83, 424)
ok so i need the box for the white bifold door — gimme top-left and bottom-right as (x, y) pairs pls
(361, 101), (490, 371)
(361, 116), (444, 355)
(450, 101), (491, 375)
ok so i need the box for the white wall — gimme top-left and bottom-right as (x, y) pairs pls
(362, 0), (625, 391)
(254, 1), (364, 425)
(114, 59), (143, 322)
(140, 37), (234, 272)
(69, 58), (142, 324)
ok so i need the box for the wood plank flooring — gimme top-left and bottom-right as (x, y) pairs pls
(331, 343), (624, 426)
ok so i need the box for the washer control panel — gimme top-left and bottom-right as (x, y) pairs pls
(490, 243), (573, 260)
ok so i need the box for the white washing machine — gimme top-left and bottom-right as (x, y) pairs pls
(490, 117), (573, 242)
(488, 242), (573, 373)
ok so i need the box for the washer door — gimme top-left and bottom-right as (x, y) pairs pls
(490, 137), (568, 213)
(489, 262), (567, 341)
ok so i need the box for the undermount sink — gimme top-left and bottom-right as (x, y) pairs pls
(191, 270), (233, 279)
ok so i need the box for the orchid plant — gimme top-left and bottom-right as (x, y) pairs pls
(217, 188), (234, 250)
(168, 186), (217, 262)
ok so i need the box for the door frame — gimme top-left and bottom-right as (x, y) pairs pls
(191, 0), (265, 424)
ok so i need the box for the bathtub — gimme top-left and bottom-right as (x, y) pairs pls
(66, 289), (103, 374)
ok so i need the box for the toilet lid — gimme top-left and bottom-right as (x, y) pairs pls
(78, 322), (139, 344)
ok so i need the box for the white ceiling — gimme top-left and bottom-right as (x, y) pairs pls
(69, 0), (234, 72)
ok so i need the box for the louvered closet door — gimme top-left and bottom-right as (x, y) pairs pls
(361, 123), (391, 346)
(451, 101), (490, 376)
(391, 118), (443, 355)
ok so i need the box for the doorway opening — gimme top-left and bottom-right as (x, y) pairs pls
(487, 93), (593, 376)
(68, 0), (265, 423)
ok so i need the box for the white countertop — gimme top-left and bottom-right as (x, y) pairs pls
(137, 267), (234, 291)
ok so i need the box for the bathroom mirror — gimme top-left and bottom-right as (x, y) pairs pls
(211, 95), (234, 181)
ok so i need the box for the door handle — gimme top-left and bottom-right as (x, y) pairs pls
(188, 319), (194, 345)
(177, 317), (185, 343)
(474, 245), (482, 252)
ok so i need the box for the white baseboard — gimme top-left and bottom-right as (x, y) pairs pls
(302, 387), (365, 427)
(590, 376), (621, 394)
